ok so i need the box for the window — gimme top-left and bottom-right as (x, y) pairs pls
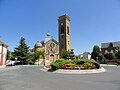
(111, 50), (113, 53)
(67, 26), (69, 35)
(61, 35), (64, 39)
(61, 26), (64, 34)
(68, 41), (69, 45)
(105, 50), (108, 53)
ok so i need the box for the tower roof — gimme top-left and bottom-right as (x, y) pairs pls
(58, 14), (70, 21)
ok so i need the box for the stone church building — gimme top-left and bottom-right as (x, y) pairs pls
(34, 14), (71, 63)
(34, 33), (59, 63)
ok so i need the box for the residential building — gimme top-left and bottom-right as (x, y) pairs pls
(101, 41), (120, 54)
(80, 52), (91, 59)
(0, 41), (8, 68)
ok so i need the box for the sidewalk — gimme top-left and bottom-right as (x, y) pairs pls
(100, 64), (119, 66)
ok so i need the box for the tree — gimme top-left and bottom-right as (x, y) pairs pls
(33, 50), (45, 65)
(115, 47), (120, 59)
(104, 52), (115, 60)
(14, 37), (30, 64)
(62, 50), (70, 59)
(33, 50), (41, 64)
(40, 51), (45, 66)
(91, 45), (102, 61)
(6, 50), (11, 60)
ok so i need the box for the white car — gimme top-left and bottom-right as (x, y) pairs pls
(6, 60), (16, 66)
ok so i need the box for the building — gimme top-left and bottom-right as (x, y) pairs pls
(34, 33), (59, 64)
(101, 41), (120, 54)
(82, 52), (91, 59)
(58, 14), (71, 58)
(79, 52), (91, 60)
(0, 41), (8, 68)
(34, 14), (71, 63)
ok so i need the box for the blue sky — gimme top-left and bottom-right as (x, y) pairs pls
(0, 0), (120, 55)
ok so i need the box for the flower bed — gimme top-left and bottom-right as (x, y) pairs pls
(51, 59), (100, 71)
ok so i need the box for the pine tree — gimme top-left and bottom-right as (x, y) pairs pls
(14, 37), (30, 64)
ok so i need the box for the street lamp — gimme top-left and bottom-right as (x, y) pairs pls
(15, 57), (18, 66)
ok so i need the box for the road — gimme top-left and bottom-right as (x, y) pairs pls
(0, 65), (120, 90)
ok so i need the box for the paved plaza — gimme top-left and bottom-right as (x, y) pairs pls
(0, 65), (120, 90)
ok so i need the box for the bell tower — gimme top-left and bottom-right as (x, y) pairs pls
(58, 14), (71, 58)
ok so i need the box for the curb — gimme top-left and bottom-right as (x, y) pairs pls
(41, 67), (106, 74)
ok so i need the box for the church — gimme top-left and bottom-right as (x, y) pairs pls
(34, 33), (59, 63)
(34, 14), (71, 63)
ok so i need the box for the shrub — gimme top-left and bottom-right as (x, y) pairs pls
(51, 59), (67, 70)
(74, 60), (85, 65)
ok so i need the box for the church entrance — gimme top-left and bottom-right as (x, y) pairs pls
(50, 54), (54, 62)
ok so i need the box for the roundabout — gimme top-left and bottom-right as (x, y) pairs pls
(41, 66), (106, 74)
(42, 59), (105, 74)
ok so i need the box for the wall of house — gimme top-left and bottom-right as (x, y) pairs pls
(0, 45), (7, 68)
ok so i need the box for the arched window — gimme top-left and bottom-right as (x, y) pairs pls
(61, 26), (64, 34)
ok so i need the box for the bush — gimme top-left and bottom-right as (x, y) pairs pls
(74, 60), (85, 65)
(51, 59), (67, 70)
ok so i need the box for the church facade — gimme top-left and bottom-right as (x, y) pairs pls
(34, 33), (59, 63)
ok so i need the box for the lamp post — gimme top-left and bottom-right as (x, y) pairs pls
(96, 57), (98, 62)
(15, 57), (18, 66)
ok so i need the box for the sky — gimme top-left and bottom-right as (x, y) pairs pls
(0, 0), (120, 55)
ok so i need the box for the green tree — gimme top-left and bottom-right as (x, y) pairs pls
(33, 50), (41, 61)
(40, 51), (45, 66)
(6, 50), (11, 60)
(62, 50), (70, 59)
(104, 52), (115, 60)
(33, 50), (45, 65)
(91, 45), (102, 61)
(115, 47), (120, 59)
(14, 37), (30, 64)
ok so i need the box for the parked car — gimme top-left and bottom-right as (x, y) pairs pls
(6, 60), (15, 66)
(6, 60), (20, 66)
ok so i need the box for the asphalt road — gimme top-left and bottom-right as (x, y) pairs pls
(0, 65), (120, 90)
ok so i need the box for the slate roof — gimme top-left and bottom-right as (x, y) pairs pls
(101, 41), (120, 48)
